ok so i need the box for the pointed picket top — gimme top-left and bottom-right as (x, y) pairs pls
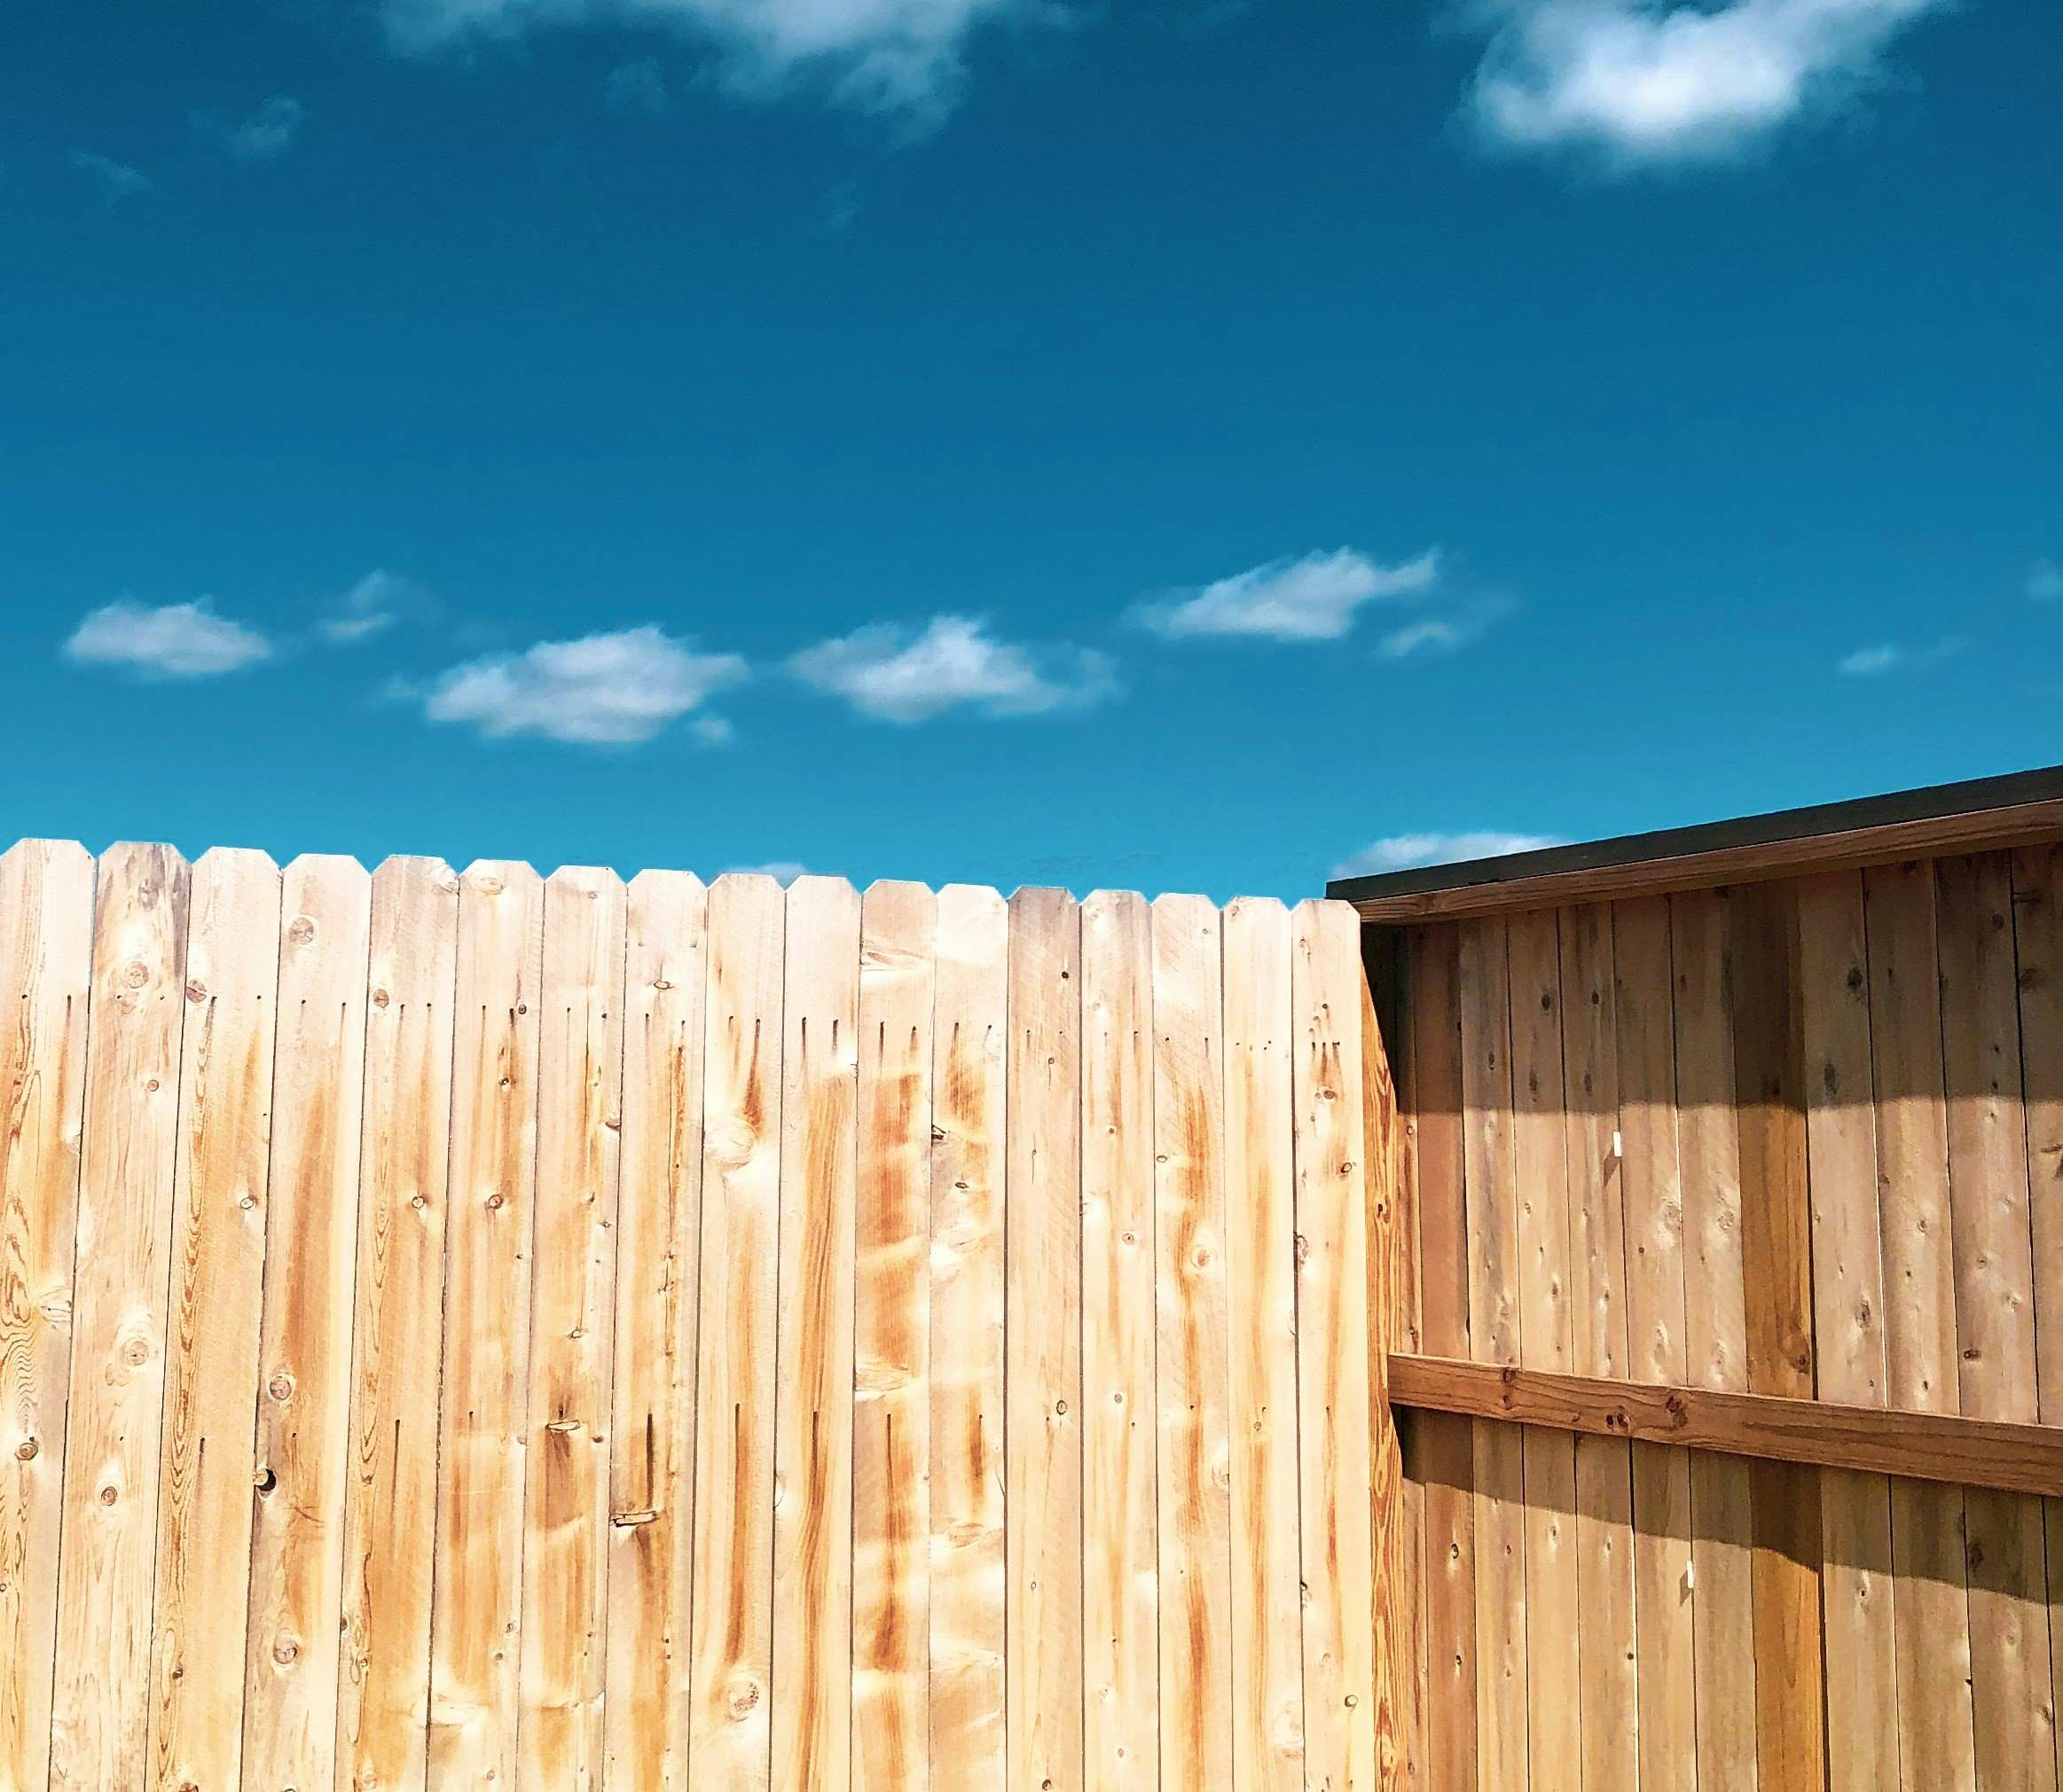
(0, 836), (96, 876)
(937, 881), (1006, 911)
(192, 845), (280, 876)
(458, 857), (545, 901)
(1081, 888), (1149, 917)
(1224, 894), (1290, 923)
(710, 869), (790, 899)
(373, 854), (462, 896)
(627, 865), (708, 899)
(786, 873), (859, 902)
(1007, 883), (1079, 906)
(545, 864), (626, 896)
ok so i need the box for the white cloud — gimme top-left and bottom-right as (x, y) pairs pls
(2028, 560), (2063, 604)
(789, 614), (1117, 724)
(1464, 0), (1944, 164)
(382, 0), (1025, 120)
(692, 715), (735, 746)
(320, 569), (422, 644)
(1137, 548), (1440, 643)
(420, 625), (747, 744)
(65, 599), (273, 678)
(725, 859), (808, 885)
(72, 151), (153, 199)
(1836, 634), (1963, 677)
(225, 95), (304, 160)
(1378, 593), (1515, 659)
(1332, 830), (1565, 878)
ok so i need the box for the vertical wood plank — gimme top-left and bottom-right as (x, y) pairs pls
(1612, 895), (1697, 1792)
(1795, 872), (1900, 1792)
(688, 873), (786, 1787)
(336, 856), (459, 1792)
(518, 867), (627, 1788)
(1938, 852), (2058, 1790)
(428, 859), (545, 1783)
(49, 843), (191, 1789)
(606, 869), (709, 1792)
(1152, 893), (1232, 1792)
(1223, 897), (1306, 1792)
(773, 876), (860, 1792)
(852, 881), (935, 1792)
(242, 855), (372, 1789)
(147, 849), (281, 1792)
(1672, 888), (1760, 1791)
(929, 885), (1008, 1792)
(1292, 897), (1376, 1792)
(1079, 890), (1157, 1792)
(0, 841), (93, 1792)
(1006, 886), (1084, 1792)
(1863, 858), (1979, 1792)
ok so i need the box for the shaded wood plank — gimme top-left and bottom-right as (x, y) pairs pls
(1292, 898), (1376, 1792)
(147, 849), (280, 1792)
(852, 881), (934, 1792)
(49, 843), (191, 1789)
(773, 877), (859, 1792)
(0, 841), (94, 1792)
(606, 869), (709, 1792)
(929, 885), (1008, 1792)
(1224, 897), (1306, 1792)
(336, 856), (459, 1792)
(687, 873), (786, 1786)
(1152, 893), (1232, 1792)
(1079, 889), (1157, 1792)
(517, 867), (627, 1788)
(1006, 886), (1085, 1792)
(427, 859), (545, 1782)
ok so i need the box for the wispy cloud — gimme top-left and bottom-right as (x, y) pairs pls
(65, 599), (273, 678)
(382, 0), (1030, 122)
(1136, 548), (1440, 643)
(221, 94), (304, 161)
(1836, 635), (1964, 677)
(417, 625), (747, 745)
(789, 614), (1117, 724)
(72, 151), (153, 200)
(725, 859), (809, 885)
(1332, 830), (1565, 878)
(1463, 0), (1945, 165)
(319, 569), (430, 644)
(2028, 560), (2063, 604)
(1377, 593), (1515, 660)
(605, 57), (670, 115)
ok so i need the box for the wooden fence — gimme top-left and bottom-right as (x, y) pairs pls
(0, 841), (1398, 1792)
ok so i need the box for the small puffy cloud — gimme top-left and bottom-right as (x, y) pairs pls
(789, 614), (1118, 724)
(725, 860), (808, 885)
(2028, 560), (2063, 603)
(72, 151), (153, 200)
(1137, 548), (1439, 643)
(1332, 831), (1565, 879)
(1378, 593), (1515, 660)
(224, 95), (304, 160)
(65, 599), (272, 678)
(419, 625), (747, 745)
(1464, 0), (1945, 166)
(692, 715), (735, 747)
(1836, 635), (1964, 677)
(605, 57), (670, 114)
(319, 569), (424, 644)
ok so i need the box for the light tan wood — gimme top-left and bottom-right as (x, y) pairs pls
(1341, 795), (2063, 922)
(1863, 859), (1978, 1791)
(1222, 897), (1305, 1792)
(773, 876), (859, 1792)
(519, 867), (627, 1788)
(49, 843), (191, 1788)
(606, 869), (709, 1791)
(1079, 889), (1158, 1792)
(241, 856), (371, 1789)
(147, 849), (280, 1792)
(851, 880), (933, 1792)
(0, 841), (93, 1792)
(336, 856), (459, 1792)
(1151, 893), (1233, 1792)
(1006, 887), (1085, 1792)
(1291, 898), (1377, 1792)
(1794, 873), (1899, 1792)
(928, 885), (1008, 1792)
(1611, 896), (1696, 1792)
(428, 860), (545, 1783)
(1936, 853), (2057, 1789)
(688, 873), (786, 1787)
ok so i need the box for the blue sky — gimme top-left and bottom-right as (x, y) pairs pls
(4, 0), (2058, 898)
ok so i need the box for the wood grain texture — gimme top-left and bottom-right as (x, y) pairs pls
(688, 873), (786, 1787)
(49, 843), (190, 1790)
(241, 856), (372, 1791)
(147, 849), (280, 1792)
(1005, 887), (1084, 1792)
(336, 856), (459, 1792)
(428, 859), (545, 1784)
(0, 841), (93, 1792)
(773, 876), (859, 1792)
(851, 880), (933, 1792)
(1151, 893), (1232, 1792)
(606, 869), (709, 1792)
(518, 867), (627, 1788)
(1079, 889), (1157, 1792)
(929, 885), (1008, 1792)
(1223, 897), (1306, 1792)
